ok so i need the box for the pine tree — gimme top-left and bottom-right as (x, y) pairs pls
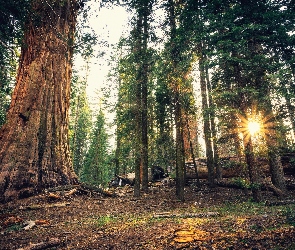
(81, 110), (111, 187)
(69, 78), (92, 177)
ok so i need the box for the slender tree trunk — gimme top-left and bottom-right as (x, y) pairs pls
(141, 2), (149, 192)
(205, 63), (221, 180)
(167, 0), (185, 201)
(114, 134), (120, 176)
(286, 98), (295, 134)
(0, 0), (79, 202)
(185, 116), (200, 187)
(285, 64), (295, 137)
(134, 13), (143, 198)
(132, 1), (151, 196)
(134, 102), (142, 196)
(71, 95), (80, 173)
(198, 45), (215, 187)
(285, 91), (295, 139)
(175, 92), (185, 201)
(114, 73), (123, 176)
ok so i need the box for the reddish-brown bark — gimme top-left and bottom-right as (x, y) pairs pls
(0, 0), (79, 202)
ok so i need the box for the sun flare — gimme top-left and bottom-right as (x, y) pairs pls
(248, 121), (260, 136)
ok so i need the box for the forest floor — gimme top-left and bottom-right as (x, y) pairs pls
(1, 180), (295, 250)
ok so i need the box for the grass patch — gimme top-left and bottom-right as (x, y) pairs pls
(64, 215), (120, 229)
(93, 215), (119, 227)
(215, 200), (267, 217)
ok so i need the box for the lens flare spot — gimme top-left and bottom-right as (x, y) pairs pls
(248, 121), (260, 136)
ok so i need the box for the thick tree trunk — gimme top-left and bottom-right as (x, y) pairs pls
(0, 0), (79, 202)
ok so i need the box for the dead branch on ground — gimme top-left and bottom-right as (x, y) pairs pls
(46, 183), (115, 197)
(153, 212), (219, 219)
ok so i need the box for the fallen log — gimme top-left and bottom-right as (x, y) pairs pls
(153, 212), (219, 219)
(17, 238), (60, 250)
(79, 183), (115, 197)
(217, 178), (286, 197)
(46, 183), (115, 197)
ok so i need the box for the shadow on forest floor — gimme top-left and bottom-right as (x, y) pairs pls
(1, 179), (295, 249)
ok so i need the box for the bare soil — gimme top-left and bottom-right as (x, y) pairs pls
(1, 181), (295, 250)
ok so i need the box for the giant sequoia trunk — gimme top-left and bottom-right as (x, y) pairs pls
(0, 0), (79, 202)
